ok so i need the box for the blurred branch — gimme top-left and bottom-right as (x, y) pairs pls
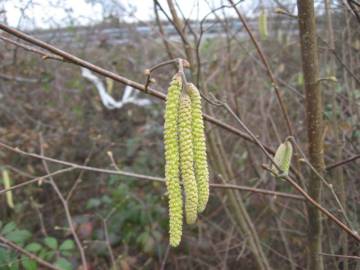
(326, 154), (360, 170)
(39, 135), (88, 270)
(205, 92), (359, 243)
(0, 23), (275, 155)
(0, 35), (63, 61)
(0, 73), (39, 83)
(0, 142), (304, 201)
(227, 0), (294, 138)
(319, 252), (360, 260)
(0, 235), (61, 270)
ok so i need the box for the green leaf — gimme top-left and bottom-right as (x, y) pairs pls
(6, 230), (31, 245)
(44, 237), (58, 250)
(59, 240), (75, 251)
(86, 198), (101, 209)
(1, 222), (16, 235)
(44, 250), (56, 261)
(54, 258), (72, 270)
(25, 243), (42, 253)
(21, 256), (38, 270)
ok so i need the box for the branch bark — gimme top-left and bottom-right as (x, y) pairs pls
(297, 1), (325, 269)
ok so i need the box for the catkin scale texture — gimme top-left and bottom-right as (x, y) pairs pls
(179, 93), (198, 224)
(188, 84), (209, 213)
(164, 74), (183, 247)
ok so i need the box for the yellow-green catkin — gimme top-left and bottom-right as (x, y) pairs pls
(2, 169), (14, 209)
(271, 140), (293, 177)
(259, 9), (268, 40)
(188, 84), (209, 213)
(164, 74), (183, 247)
(179, 93), (198, 224)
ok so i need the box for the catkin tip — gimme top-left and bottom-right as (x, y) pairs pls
(188, 84), (210, 213)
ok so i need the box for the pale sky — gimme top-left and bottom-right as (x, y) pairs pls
(1, 0), (259, 30)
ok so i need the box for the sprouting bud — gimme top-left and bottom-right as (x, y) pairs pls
(164, 74), (183, 247)
(179, 93), (198, 224)
(187, 83), (209, 213)
(271, 140), (293, 177)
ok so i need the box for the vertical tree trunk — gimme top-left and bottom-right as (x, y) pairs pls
(324, 1), (348, 269)
(297, 1), (325, 270)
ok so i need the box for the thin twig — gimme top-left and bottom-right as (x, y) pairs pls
(0, 23), (275, 155)
(0, 142), (303, 201)
(212, 98), (359, 243)
(0, 167), (76, 195)
(263, 165), (360, 243)
(0, 235), (61, 270)
(0, 35), (63, 61)
(319, 252), (360, 260)
(39, 135), (88, 270)
(227, 0), (294, 137)
(326, 154), (360, 170)
(103, 220), (117, 270)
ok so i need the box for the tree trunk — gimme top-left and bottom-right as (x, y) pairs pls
(297, 1), (325, 270)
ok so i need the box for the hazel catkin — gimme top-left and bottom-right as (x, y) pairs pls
(187, 84), (209, 213)
(164, 74), (183, 247)
(259, 8), (268, 40)
(179, 93), (198, 224)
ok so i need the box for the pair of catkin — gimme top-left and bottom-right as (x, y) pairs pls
(164, 73), (209, 247)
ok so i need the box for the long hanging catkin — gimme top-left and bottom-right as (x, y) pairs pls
(164, 74), (183, 247)
(179, 93), (198, 224)
(187, 84), (209, 213)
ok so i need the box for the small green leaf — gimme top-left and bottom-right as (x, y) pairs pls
(21, 256), (38, 270)
(59, 240), (75, 251)
(6, 230), (31, 245)
(1, 222), (16, 235)
(54, 258), (72, 270)
(44, 237), (58, 250)
(44, 250), (56, 261)
(25, 243), (42, 253)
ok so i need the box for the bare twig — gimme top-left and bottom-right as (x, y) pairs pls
(39, 135), (88, 270)
(209, 97), (359, 243)
(319, 252), (360, 260)
(0, 235), (61, 270)
(0, 23), (275, 155)
(0, 142), (303, 201)
(262, 165), (360, 243)
(102, 219), (117, 270)
(0, 167), (76, 195)
(326, 154), (360, 170)
(0, 35), (63, 61)
(228, 0), (294, 137)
